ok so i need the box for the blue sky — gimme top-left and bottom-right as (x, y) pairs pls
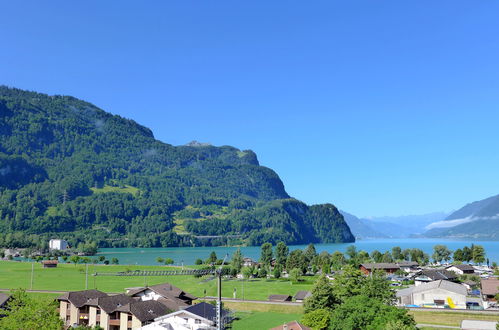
(2, 1), (499, 217)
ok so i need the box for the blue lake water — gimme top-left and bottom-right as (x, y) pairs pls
(96, 239), (499, 265)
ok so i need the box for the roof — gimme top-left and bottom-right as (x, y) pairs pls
(156, 296), (189, 311)
(57, 290), (108, 308)
(397, 261), (419, 267)
(461, 320), (498, 330)
(294, 291), (311, 300)
(480, 278), (499, 295)
(184, 302), (228, 321)
(446, 264), (474, 271)
(360, 263), (400, 270)
(41, 260), (58, 264)
(418, 269), (458, 281)
(129, 300), (169, 322)
(270, 321), (312, 330)
(0, 293), (10, 307)
(95, 294), (135, 313)
(410, 280), (467, 296)
(269, 294), (292, 301)
(129, 283), (196, 301)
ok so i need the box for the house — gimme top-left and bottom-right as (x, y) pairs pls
(445, 264), (474, 275)
(126, 282), (197, 311)
(41, 260), (58, 268)
(49, 239), (69, 250)
(480, 278), (499, 301)
(57, 290), (170, 329)
(413, 269), (458, 286)
(140, 302), (230, 330)
(461, 320), (498, 330)
(242, 257), (257, 267)
(293, 291), (311, 302)
(268, 294), (292, 302)
(359, 263), (400, 275)
(270, 320), (312, 330)
(397, 261), (419, 273)
(0, 292), (11, 317)
(396, 280), (467, 308)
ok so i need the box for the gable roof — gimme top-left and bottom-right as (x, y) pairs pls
(360, 263), (400, 270)
(397, 261), (419, 267)
(413, 280), (467, 296)
(447, 264), (474, 271)
(294, 291), (311, 300)
(129, 300), (169, 322)
(95, 294), (136, 313)
(269, 294), (292, 301)
(418, 269), (458, 281)
(129, 283), (196, 301)
(481, 278), (499, 296)
(57, 289), (108, 308)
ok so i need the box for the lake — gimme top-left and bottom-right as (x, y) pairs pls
(96, 238), (499, 266)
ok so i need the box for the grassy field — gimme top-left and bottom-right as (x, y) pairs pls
(90, 184), (140, 196)
(409, 310), (499, 327)
(230, 311), (302, 330)
(0, 261), (314, 300)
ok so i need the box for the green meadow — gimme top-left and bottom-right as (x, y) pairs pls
(0, 261), (314, 301)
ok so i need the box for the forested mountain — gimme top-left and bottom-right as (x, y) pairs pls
(0, 86), (354, 249)
(424, 194), (499, 240)
(340, 211), (387, 239)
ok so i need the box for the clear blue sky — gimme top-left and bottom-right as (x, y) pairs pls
(2, 1), (499, 217)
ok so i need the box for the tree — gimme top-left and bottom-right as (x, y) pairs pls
(289, 268), (302, 282)
(304, 243), (317, 265)
(207, 251), (217, 264)
(0, 289), (63, 330)
(472, 245), (486, 264)
(301, 308), (331, 330)
(164, 258), (174, 265)
(360, 270), (395, 305)
(304, 274), (338, 313)
(432, 245), (452, 264)
(111, 257), (119, 265)
(330, 251), (345, 271)
(462, 246), (473, 262)
(156, 257), (164, 264)
(345, 245), (358, 261)
(260, 243), (273, 267)
(231, 248), (243, 274)
(392, 246), (403, 261)
(69, 255), (80, 266)
(275, 241), (289, 268)
(329, 295), (416, 330)
(381, 251), (393, 263)
(257, 268), (268, 278)
(242, 266), (254, 279)
(195, 258), (203, 265)
(98, 255), (106, 262)
(370, 250), (383, 263)
(453, 248), (464, 262)
(273, 264), (282, 279)
(287, 250), (307, 274)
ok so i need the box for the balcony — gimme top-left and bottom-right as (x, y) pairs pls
(109, 319), (121, 326)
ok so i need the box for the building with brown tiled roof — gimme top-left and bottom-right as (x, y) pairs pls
(270, 320), (311, 330)
(481, 278), (499, 301)
(126, 282), (197, 311)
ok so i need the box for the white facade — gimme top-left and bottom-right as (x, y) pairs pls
(140, 310), (214, 330)
(49, 239), (68, 250)
(396, 280), (468, 309)
(133, 288), (162, 301)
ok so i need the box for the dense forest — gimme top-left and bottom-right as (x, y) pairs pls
(0, 86), (354, 249)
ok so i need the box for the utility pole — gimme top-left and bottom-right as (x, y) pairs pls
(30, 262), (34, 290)
(217, 271), (222, 330)
(85, 263), (88, 289)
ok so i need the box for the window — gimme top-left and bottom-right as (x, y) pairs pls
(195, 319), (201, 324)
(434, 299), (445, 305)
(184, 318), (188, 323)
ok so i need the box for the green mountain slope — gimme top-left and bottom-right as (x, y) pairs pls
(0, 86), (354, 249)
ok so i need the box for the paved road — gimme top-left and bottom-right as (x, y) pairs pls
(417, 324), (459, 329)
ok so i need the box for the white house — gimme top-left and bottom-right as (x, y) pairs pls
(140, 302), (229, 330)
(49, 239), (69, 250)
(396, 280), (468, 308)
(445, 264), (474, 275)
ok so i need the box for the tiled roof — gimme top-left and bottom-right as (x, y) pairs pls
(294, 291), (311, 300)
(0, 293), (10, 307)
(96, 294), (135, 313)
(447, 264), (474, 271)
(481, 278), (499, 296)
(129, 300), (169, 322)
(419, 269), (458, 281)
(268, 294), (292, 301)
(412, 280), (467, 296)
(57, 290), (108, 308)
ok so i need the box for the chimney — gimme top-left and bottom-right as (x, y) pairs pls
(283, 324), (288, 330)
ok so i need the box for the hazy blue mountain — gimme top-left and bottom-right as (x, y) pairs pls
(342, 211), (448, 238)
(424, 194), (499, 240)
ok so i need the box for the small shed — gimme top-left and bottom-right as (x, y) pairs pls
(359, 263), (400, 275)
(461, 320), (498, 330)
(41, 260), (58, 268)
(0, 293), (10, 308)
(268, 294), (292, 302)
(293, 290), (311, 302)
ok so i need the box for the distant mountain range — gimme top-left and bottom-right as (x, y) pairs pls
(424, 194), (499, 240)
(341, 211), (448, 239)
